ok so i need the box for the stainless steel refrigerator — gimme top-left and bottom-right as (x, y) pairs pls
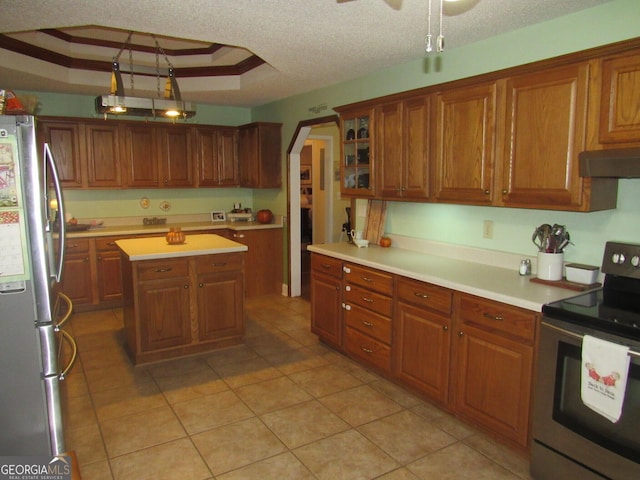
(0, 114), (75, 455)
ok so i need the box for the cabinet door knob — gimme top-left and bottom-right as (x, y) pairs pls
(199, 283), (204, 288)
(458, 331), (464, 337)
(343, 266), (351, 274)
(502, 189), (508, 195)
(97, 255), (102, 260)
(484, 189), (490, 195)
(342, 303), (351, 311)
(184, 284), (189, 289)
(443, 325), (448, 331)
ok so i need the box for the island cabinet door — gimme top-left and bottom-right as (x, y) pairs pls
(197, 269), (244, 341)
(137, 275), (192, 352)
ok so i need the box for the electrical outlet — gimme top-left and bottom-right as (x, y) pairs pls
(483, 220), (494, 239)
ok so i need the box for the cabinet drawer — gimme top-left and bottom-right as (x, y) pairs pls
(344, 304), (392, 344)
(195, 253), (244, 274)
(137, 259), (189, 282)
(343, 263), (393, 295)
(344, 283), (392, 317)
(311, 254), (342, 279)
(95, 236), (125, 251)
(397, 277), (452, 315)
(65, 238), (90, 253)
(458, 294), (536, 343)
(345, 326), (391, 372)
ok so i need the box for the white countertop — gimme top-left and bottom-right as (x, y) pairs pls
(308, 242), (587, 312)
(66, 220), (283, 239)
(117, 234), (248, 261)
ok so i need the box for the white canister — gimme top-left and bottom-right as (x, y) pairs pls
(537, 252), (564, 281)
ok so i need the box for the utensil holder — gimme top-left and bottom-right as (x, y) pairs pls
(537, 252), (564, 281)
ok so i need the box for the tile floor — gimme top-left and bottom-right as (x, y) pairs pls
(61, 294), (533, 480)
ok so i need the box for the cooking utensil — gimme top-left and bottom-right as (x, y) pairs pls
(532, 223), (571, 253)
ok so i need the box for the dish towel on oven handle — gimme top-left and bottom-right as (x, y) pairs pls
(581, 334), (630, 423)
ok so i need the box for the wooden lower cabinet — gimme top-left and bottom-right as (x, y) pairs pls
(59, 238), (93, 306)
(229, 228), (282, 297)
(121, 252), (245, 365)
(95, 236), (128, 306)
(310, 254), (343, 348)
(394, 277), (452, 406)
(309, 254), (537, 450)
(451, 293), (536, 448)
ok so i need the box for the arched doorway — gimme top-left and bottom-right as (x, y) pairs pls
(286, 115), (343, 297)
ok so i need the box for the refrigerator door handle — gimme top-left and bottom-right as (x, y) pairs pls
(58, 329), (77, 381)
(44, 143), (66, 282)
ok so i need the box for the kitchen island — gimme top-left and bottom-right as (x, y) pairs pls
(117, 234), (247, 365)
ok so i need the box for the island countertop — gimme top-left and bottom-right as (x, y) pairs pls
(116, 234), (248, 261)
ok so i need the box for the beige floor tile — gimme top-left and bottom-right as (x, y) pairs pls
(147, 355), (213, 379)
(109, 438), (211, 480)
(65, 422), (108, 467)
(279, 325), (320, 346)
(368, 378), (424, 408)
(294, 429), (398, 480)
(77, 460), (113, 480)
(244, 330), (304, 357)
(91, 380), (167, 421)
(83, 363), (154, 394)
(154, 368), (228, 404)
(60, 368), (90, 399)
(172, 389), (255, 435)
(358, 410), (457, 464)
(263, 346), (330, 375)
(288, 364), (363, 397)
(70, 309), (122, 336)
(320, 384), (403, 426)
(79, 344), (132, 372)
(213, 356), (283, 389)
(192, 417), (287, 475)
(410, 402), (477, 440)
(63, 393), (98, 430)
(216, 452), (315, 480)
(463, 433), (532, 479)
(375, 468), (422, 480)
(100, 405), (186, 458)
(407, 442), (521, 480)
(235, 376), (313, 415)
(261, 399), (350, 449)
(204, 344), (259, 368)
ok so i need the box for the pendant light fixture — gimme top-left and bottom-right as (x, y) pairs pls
(425, 0), (445, 53)
(95, 32), (196, 119)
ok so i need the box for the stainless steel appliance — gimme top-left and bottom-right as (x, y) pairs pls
(0, 115), (76, 455)
(531, 241), (640, 480)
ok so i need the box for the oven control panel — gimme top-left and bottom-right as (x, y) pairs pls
(602, 242), (640, 279)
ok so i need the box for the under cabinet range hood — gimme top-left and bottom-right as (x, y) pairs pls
(579, 147), (640, 178)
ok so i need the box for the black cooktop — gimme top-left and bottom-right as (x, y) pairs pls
(543, 284), (640, 341)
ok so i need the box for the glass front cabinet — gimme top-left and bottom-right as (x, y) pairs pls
(339, 109), (375, 197)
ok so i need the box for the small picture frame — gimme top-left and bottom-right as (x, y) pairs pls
(300, 165), (312, 185)
(210, 210), (226, 222)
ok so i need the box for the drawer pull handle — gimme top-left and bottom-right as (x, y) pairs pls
(362, 297), (374, 303)
(67, 243), (80, 249)
(212, 262), (227, 267)
(360, 345), (374, 354)
(321, 263), (332, 269)
(107, 242), (116, 246)
(361, 276), (373, 282)
(414, 292), (429, 299)
(155, 267), (173, 273)
(362, 321), (373, 328)
(483, 313), (504, 321)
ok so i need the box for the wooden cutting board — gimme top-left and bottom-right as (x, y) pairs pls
(363, 200), (387, 245)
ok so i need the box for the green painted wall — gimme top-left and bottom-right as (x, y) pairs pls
(253, 0), (640, 268)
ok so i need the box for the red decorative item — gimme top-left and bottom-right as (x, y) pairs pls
(256, 209), (273, 224)
(379, 236), (392, 248)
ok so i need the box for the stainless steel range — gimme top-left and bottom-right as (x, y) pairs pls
(531, 242), (640, 480)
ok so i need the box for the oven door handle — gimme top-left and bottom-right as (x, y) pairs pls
(542, 321), (640, 359)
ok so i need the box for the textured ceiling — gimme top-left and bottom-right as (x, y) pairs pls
(0, 0), (611, 108)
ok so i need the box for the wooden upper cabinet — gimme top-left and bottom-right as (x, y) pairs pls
(157, 125), (194, 187)
(338, 108), (374, 196)
(84, 123), (122, 188)
(195, 126), (239, 187)
(38, 120), (84, 188)
(238, 122), (282, 188)
(599, 51), (640, 145)
(433, 82), (498, 205)
(376, 96), (430, 200)
(500, 63), (590, 210)
(123, 124), (158, 187)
